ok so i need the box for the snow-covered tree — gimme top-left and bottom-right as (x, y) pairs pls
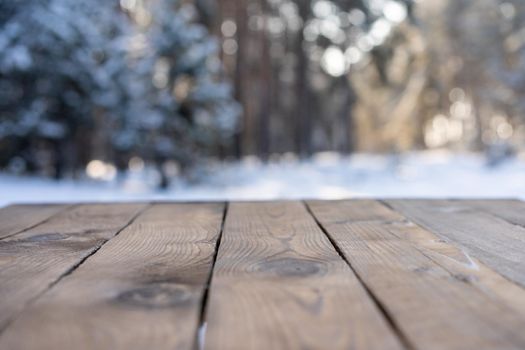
(0, 0), (240, 187)
(0, 0), (132, 178)
(115, 0), (240, 187)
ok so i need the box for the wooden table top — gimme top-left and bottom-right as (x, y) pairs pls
(1, 200), (525, 349)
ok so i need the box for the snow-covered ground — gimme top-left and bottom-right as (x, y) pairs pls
(1, 151), (524, 206)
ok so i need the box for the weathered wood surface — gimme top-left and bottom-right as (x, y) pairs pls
(386, 199), (525, 287)
(462, 199), (525, 227)
(0, 204), (70, 239)
(204, 201), (403, 350)
(308, 200), (525, 350)
(0, 203), (224, 350)
(0, 204), (146, 331)
(0, 200), (525, 350)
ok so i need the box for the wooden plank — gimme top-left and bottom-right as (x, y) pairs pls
(386, 199), (525, 287)
(380, 206), (525, 315)
(0, 204), (71, 239)
(343, 200), (525, 313)
(0, 203), (224, 350)
(0, 203), (146, 332)
(204, 201), (405, 350)
(307, 200), (525, 350)
(462, 199), (525, 227)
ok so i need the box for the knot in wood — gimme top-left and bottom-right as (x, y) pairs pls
(117, 283), (192, 309)
(258, 257), (324, 277)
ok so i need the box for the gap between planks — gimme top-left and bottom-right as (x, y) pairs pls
(0, 203), (225, 350)
(308, 199), (525, 350)
(0, 203), (150, 334)
(383, 199), (525, 288)
(0, 204), (75, 241)
(201, 201), (405, 350)
(458, 199), (525, 229)
(194, 202), (228, 350)
(0, 202), (226, 350)
(378, 199), (525, 314)
(30, 203), (152, 301)
(303, 201), (415, 350)
(193, 200), (414, 350)
(5, 200), (525, 349)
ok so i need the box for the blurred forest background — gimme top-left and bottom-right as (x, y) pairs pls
(1, 0), (525, 188)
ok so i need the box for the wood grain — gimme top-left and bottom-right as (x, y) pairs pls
(308, 199), (525, 350)
(386, 199), (525, 287)
(462, 199), (525, 227)
(204, 201), (404, 350)
(0, 203), (145, 331)
(376, 202), (525, 315)
(0, 203), (224, 350)
(0, 204), (71, 239)
(362, 200), (525, 313)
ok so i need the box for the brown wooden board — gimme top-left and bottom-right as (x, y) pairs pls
(462, 199), (525, 227)
(385, 199), (525, 287)
(0, 203), (146, 331)
(204, 201), (405, 350)
(371, 202), (525, 315)
(2, 200), (525, 349)
(0, 204), (71, 239)
(0, 203), (224, 350)
(307, 200), (525, 350)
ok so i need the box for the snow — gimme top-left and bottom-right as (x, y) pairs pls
(0, 151), (524, 206)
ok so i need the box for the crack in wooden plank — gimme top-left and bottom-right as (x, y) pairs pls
(0, 204), (77, 241)
(456, 199), (525, 230)
(0, 203), (151, 335)
(379, 199), (525, 314)
(303, 201), (415, 350)
(307, 199), (525, 349)
(0, 202), (224, 349)
(194, 202), (228, 350)
(383, 199), (525, 288)
(203, 201), (403, 349)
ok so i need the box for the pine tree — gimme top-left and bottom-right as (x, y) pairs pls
(0, 0), (132, 178)
(115, 0), (240, 187)
(0, 0), (240, 187)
